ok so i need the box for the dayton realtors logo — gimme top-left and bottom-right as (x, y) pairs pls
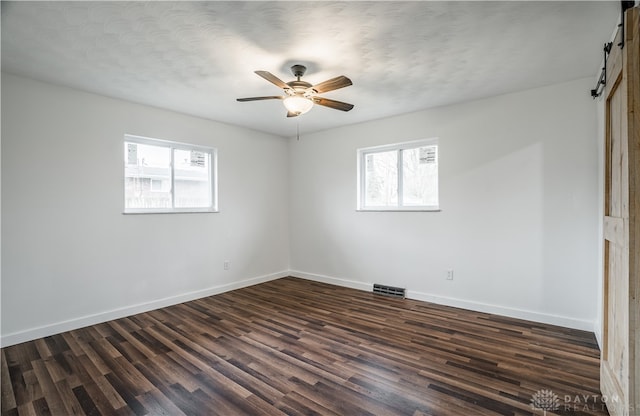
(531, 388), (625, 414)
(531, 389), (560, 415)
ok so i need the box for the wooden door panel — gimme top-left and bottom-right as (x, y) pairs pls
(608, 75), (623, 218)
(602, 51), (628, 416)
(601, 7), (639, 416)
(629, 4), (640, 408)
(606, 241), (627, 373)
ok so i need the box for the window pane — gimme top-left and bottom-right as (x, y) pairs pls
(173, 149), (211, 208)
(402, 146), (438, 206)
(124, 142), (171, 209)
(364, 150), (398, 206)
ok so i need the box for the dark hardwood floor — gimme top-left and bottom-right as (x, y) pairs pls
(2, 277), (608, 415)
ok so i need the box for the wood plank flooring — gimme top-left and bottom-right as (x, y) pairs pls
(2, 277), (608, 415)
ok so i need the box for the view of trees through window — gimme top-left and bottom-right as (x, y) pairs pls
(365, 150), (398, 206)
(360, 140), (438, 210)
(402, 146), (438, 206)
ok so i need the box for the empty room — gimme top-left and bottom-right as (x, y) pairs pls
(1, 1), (639, 415)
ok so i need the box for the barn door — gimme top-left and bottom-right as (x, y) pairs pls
(601, 6), (639, 416)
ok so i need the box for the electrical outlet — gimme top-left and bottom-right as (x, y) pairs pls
(446, 269), (454, 280)
(224, 261), (230, 270)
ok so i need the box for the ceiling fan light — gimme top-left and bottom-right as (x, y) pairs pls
(283, 96), (314, 115)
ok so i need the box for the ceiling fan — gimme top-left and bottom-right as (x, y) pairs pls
(237, 64), (354, 117)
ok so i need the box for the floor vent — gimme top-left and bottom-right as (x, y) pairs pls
(373, 284), (406, 298)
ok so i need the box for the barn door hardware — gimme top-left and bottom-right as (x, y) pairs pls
(591, 42), (612, 99)
(590, 1), (635, 98)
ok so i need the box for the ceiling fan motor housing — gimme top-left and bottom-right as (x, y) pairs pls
(291, 64), (307, 78)
(286, 80), (313, 96)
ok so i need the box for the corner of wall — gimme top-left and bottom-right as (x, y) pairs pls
(289, 270), (372, 292)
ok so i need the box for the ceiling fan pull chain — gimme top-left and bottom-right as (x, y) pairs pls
(297, 121), (300, 141)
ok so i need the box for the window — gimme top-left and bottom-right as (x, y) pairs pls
(357, 139), (439, 211)
(124, 135), (217, 213)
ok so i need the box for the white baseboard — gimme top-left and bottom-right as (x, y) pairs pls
(0, 270), (288, 348)
(289, 271), (596, 332)
(593, 319), (602, 349)
(407, 290), (595, 332)
(289, 270), (372, 292)
(2, 270), (598, 347)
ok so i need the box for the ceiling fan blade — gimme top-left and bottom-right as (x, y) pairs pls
(286, 111), (299, 118)
(255, 71), (290, 90)
(310, 76), (352, 94)
(236, 96), (283, 102)
(313, 97), (354, 112)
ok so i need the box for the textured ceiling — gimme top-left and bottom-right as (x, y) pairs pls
(1, 1), (619, 138)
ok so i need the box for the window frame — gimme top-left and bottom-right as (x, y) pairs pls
(357, 138), (439, 212)
(123, 134), (218, 214)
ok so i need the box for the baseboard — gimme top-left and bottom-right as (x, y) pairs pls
(289, 270), (372, 292)
(593, 319), (602, 349)
(407, 290), (595, 332)
(290, 271), (596, 332)
(3, 270), (597, 347)
(0, 270), (288, 347)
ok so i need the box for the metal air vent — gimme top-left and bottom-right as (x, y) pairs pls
(373, 284), (406, 298)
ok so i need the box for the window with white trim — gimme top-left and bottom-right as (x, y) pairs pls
(357, 139), (439, 211)
(124, 135), (217, 213)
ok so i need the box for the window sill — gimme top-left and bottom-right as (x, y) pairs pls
(123, 209), (219, 215)
(356, 208), (441, 212)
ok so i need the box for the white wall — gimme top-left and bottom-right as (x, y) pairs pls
(1, 73), (601, 346)
(289, 77), (600, 330)
(1, 73), (290, 346)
